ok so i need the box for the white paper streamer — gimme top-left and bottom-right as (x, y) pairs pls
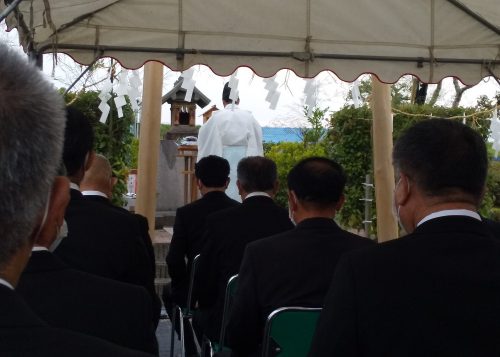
(113, 72), (129, 118)
(98, 80), (113, 123)
(263, 77), (280, 110)
(352, 80), (362, 108)
(128, 71), (142, 110)
(181, 69), (195, 102)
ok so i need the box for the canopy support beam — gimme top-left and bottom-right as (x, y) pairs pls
(135, 62), (164, 238)
(446, 0), (500, 35)
(37, 43), (500, 67)
(370, 76), (398, 242)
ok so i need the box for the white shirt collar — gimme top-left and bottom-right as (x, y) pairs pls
(0, 278), (14, 290)
(245, 191), (271, 200)
(81, 190), (108, 198)
(69, 182), (80, 191)
(32, 246), (48, 252)
(417, 209), (481, 227)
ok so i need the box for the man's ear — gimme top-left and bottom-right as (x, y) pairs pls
(84, 151), (95, 172)
(110, 176), (118, 188)
(334, 194), (346, 212)
(272, 180), (280, 196)
(395, 173), (412, 206)
(288, 190), (298, 211)
(35, 177), (70, 248)
(224, 177), (230, 189)
(236, 179), (244, 197)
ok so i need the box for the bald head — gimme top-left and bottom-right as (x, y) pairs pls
(80, 154), (115, 198)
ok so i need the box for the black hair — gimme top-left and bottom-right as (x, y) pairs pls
(287, 157), (346, 208)
(222, 82), (236, 103)
(195, 155), (230, 187)
(63, 106), (94, 176)
(237, 156), (277, 192)
(393, 118), (487, 201)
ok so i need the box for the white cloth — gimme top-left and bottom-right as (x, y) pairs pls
(417, 209), (481, 227)
(197, 105), (263, 201)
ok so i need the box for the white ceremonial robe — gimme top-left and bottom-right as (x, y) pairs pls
(197, 105), (263, 201)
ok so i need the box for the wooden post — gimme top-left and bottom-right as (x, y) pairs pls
(371, 75), (399, 242)
(136, 62), (164, 238)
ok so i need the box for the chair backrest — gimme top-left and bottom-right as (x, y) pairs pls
(261, 307), (322, 357)
(185, 254), (200, 314)
(218, 274), (239, 349)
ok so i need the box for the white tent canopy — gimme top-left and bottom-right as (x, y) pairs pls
(3, 0), (499, 85)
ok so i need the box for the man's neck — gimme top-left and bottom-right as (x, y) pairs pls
(200, 187), (226, 196)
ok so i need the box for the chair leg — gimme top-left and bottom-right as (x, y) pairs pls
(179, 308), (185, 357)
(170, 306), (177, 357)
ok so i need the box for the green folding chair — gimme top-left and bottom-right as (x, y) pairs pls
(261, 307), (322, 357)
(170, 254), (201, 357)
(201, 274), (238, 356)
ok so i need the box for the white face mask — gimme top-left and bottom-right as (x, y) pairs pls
(288, 205), (296, 226)
(49, 219), (68, 252)
(393, 177), (409, 234)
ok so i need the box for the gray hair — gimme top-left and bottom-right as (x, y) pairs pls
(0, 44), (65, 268)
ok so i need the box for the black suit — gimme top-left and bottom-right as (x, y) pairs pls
(55, 189), (159, 324)
(309, 216), (500, 357)
(226, 217), (374, 356)
(82, 193), (161, 321)
(0, 285), (153, 357)
(165, 191), (240, 306)
(194, 195), (294, 341)
(17, 250), (158, 355)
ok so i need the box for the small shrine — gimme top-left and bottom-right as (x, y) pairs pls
(161, 76), (210, 140)
(156, 77), (211, 217)
(202, 105), (219, 124)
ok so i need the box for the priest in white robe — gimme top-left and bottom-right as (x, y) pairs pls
(197, 83), (263, 201)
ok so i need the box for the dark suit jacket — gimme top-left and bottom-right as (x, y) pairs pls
(0, 285), (153, 357)
(55, 189), (158, 322)
(165, 191), (240, 305)
(309, 216), (500, 357)
(17, 251), (157, 354)
(81, 193), (161, 321)
(195, 195), (293, 341)
(226, 217), (374, 356)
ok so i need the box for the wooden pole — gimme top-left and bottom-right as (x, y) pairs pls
(370, 75), (399, 242)
(136, 62), (164, 238)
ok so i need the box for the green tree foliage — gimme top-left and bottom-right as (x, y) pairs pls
(326, 103), (494, 230)
(300, 107), (328, 145)
(265, 142), (327, 207)
(63, 90), (135, 206)
(327, 105), (373, 228)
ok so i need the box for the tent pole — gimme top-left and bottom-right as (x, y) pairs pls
(370, 76), (398, 242)
(136, 62), (164, 238)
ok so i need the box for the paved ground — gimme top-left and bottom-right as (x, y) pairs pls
(156, 315), (182, 357)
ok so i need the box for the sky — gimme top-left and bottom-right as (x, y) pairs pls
(2, 25), (499, 127)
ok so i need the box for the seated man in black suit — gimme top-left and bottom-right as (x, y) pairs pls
(163, 155), (239, 355)
(0, 43), (152, 357)
(54, 107), (158, 323)
(80, 153), (161, 322)
(226, 157), (374, 356)
(17, 170), (158, 355)
(194, 156), (294, 343)
(309, 118), (500, 356)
